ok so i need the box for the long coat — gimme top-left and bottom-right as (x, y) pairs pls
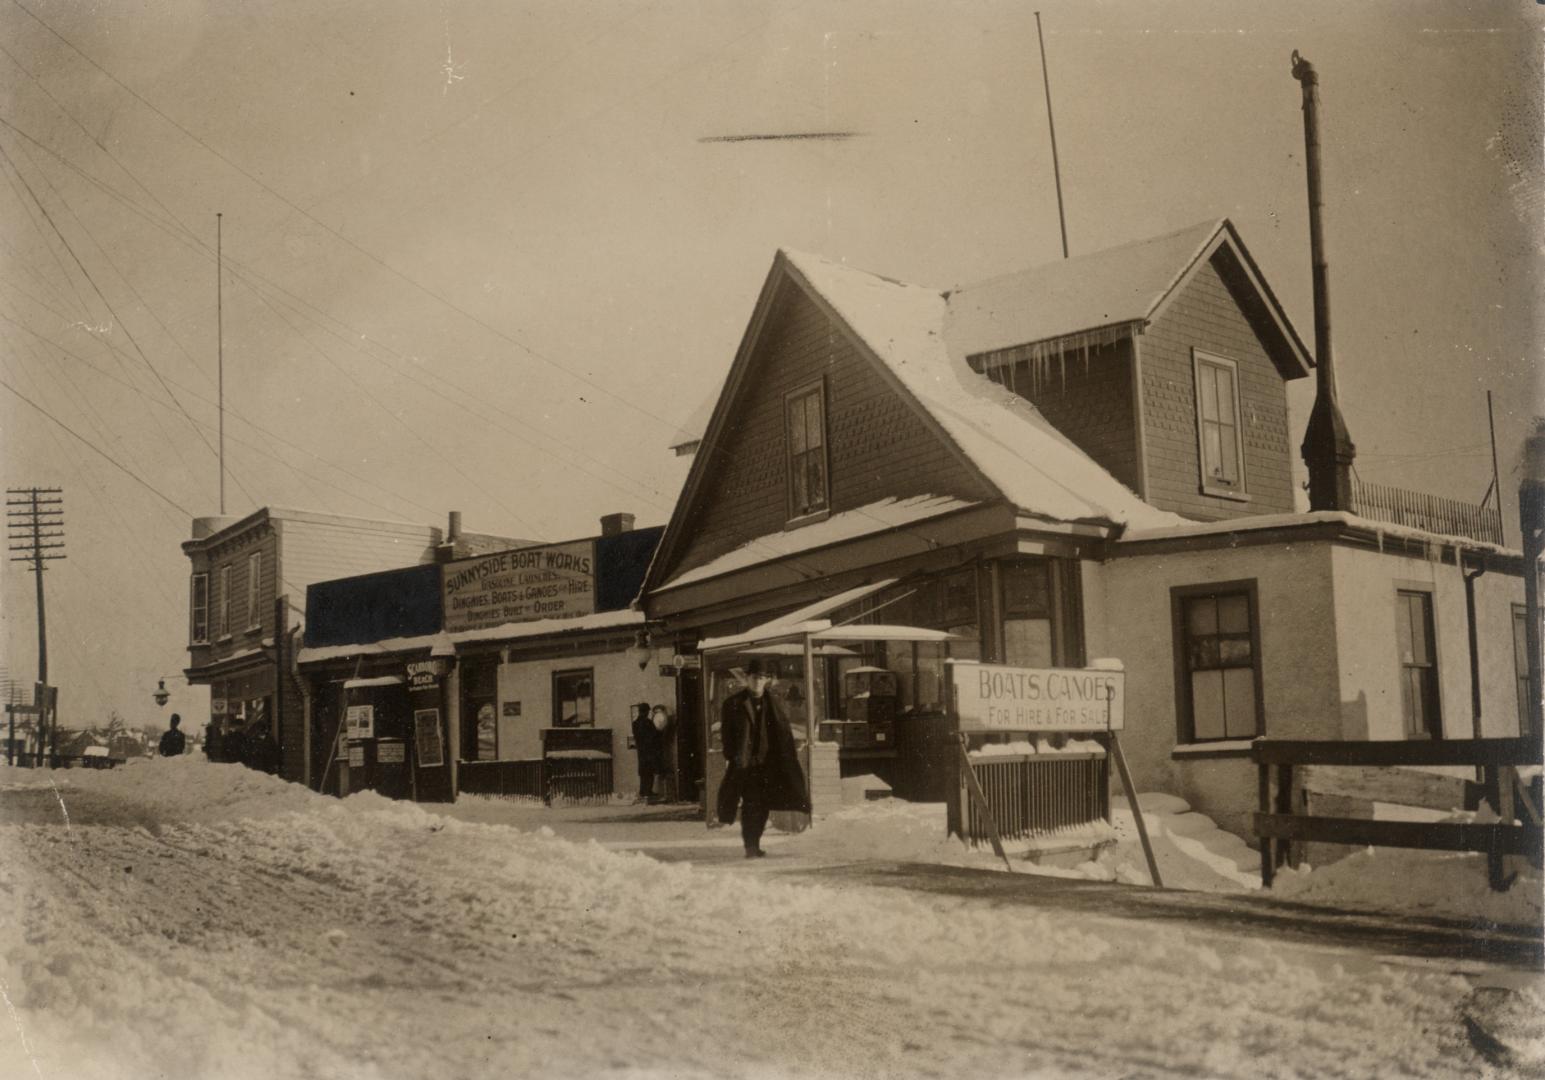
(719, 689), (810, 814)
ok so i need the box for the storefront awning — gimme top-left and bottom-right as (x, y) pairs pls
(343, 676), (406, 689)
(700, 621), (956, 654)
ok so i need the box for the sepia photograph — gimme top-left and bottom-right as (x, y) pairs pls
(0, 2), (1541, 1077)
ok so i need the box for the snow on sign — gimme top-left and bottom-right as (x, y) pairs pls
(442, 540), (596, 633)
(345, 705), (375, 739)
(952, 663), (1124, 732)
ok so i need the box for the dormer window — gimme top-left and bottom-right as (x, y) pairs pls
(786, 380), (829, 521)
(1193, 349), (1247, 499)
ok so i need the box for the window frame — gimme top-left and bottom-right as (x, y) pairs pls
(1171, 579), (1264, 744)
(1395, 587), (1442, 739)
(784, 378), (831, 525)
(1511, 603), (1531, 735)
(551, 667), (596, 728)
(189, 572), (210, 645)
(217, 564), (233, 640)
(459, 656), (499, 762)
(246, 551), (263, 632)
(1191, 349), (1248, 501)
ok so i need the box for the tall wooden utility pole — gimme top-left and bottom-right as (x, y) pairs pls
(7, 487), (64, 759)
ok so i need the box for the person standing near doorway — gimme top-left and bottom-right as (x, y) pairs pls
(719, 660), (809, 857)
(632, 702), (663, 803)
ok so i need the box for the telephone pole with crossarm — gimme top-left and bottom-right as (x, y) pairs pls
(7, 487), (65, 761)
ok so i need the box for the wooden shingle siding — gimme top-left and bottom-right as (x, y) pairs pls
(278, 519), (439, 598)
(979, 339), (1139, 494)
(672, 285), (993, 575)
(1139, 252), (1296, 520)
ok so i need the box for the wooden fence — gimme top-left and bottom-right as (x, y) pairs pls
(1253, 736), (1542, 890)
(1350, 479), (1503, 545)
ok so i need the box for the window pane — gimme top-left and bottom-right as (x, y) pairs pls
(1214, 366), (1237, 426)
(806, 455), (826, 509)
(943, 571), (975, 626)
(788, 398), (807, 453)
(1204, 424), (1224, 479)
(1199, 364), (1220, 421)
(1186, 597), (1218, 637)
(806, 393), (824, 449)
(1218, 637), (1253, 667)
(1002, 562), (1049, 618)
(1192, 670), (1226, 740)
(1217, 594), (1250, 634)
(476, 703), (497, 760)
(1222, 667), (1257, 738)
(1217, 424), (1239, 483)
(790, 458), (807, 512)
(1396, 595), (1416, 663)
(1004, 618), (1053, 668)
(1187, 638), (1221, 670)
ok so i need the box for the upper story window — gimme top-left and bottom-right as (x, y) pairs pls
(1396, 588), (1440, 738)
(1193, 350), (1246, 498)
(189, 573), (209, 645)
(217, 564), (233, 639)
(246, 552), (262, 630)
(786, 380), (829, 521)
(1173, 581), (1262, 742)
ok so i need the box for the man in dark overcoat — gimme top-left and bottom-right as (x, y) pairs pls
(631, 702), (663, 803)
(719, 658), (810, 857)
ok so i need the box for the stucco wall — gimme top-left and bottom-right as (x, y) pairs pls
(496, 651), (675, 794)
(1084, 542), (1339, 836)
(1329, 545), (1525, 740)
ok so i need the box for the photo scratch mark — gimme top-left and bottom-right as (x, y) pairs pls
(0, 972), (43, 1078)
(46, 778), (72, 838)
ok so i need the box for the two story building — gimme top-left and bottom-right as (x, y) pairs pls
(182, 507), (532, 784)
(643, 220), (1531, 833)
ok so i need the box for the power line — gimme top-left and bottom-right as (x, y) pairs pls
(0, 375), (194, 516)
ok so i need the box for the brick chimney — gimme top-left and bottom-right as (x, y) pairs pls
(435, 510), (463, 563)
(600, 512), (634, 537)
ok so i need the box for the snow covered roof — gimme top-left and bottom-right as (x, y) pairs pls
(296, 608), (645, 665)
(944, 219), (1226, 360)
(1118, 510), (1522, 558)
(784, 251), (1182, 530)
(658, 496), (978, 592)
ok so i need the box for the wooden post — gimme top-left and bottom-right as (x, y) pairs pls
(1275, 763), (1295, 869)
(1258, 759), (1274, 887)
(803, 631), (817, 825)
(958, 735), (1013, 872)
(1108, 731), (1162, 888)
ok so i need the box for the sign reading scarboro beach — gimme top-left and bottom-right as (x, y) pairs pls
(442, 540), (596, 633)
(952, 663), (1124, 733)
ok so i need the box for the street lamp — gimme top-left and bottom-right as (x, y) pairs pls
(153, 679), (170, 707)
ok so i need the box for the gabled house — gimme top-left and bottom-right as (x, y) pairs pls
(643, 220), (1528, 833)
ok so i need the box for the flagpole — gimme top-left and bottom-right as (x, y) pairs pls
(1035, 11), (1069, 259)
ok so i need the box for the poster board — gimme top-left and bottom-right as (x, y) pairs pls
(414, 708), (444, 767)
(345, 704), (375, 739)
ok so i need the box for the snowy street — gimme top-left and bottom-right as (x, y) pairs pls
(2, 759), (1540, 1079)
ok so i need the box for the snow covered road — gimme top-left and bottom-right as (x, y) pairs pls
(0, 760), (1536, 1079)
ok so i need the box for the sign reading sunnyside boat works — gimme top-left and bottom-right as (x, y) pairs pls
(441, 540), (596, 633)
(951, 663), (1124, 732)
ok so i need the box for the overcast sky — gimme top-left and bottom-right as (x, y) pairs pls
(0, 0), (1539, 730)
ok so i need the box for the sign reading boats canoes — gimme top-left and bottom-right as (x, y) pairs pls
(441, 540), (596, 632)
(951, 663), (1124, 732)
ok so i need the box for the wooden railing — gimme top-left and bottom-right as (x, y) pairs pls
(1253, 737), (1542, 890)
(1351, 479), (1503, 545)
(956, 752), (1109, 848)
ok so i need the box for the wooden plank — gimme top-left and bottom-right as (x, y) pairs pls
(1252, 736), (1540, 768)
(1254, 813), (1542, 856)
(1300, 765), (1481, 811)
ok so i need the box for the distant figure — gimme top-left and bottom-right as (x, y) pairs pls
(204, 721), (223, 762)
(632, 702), (663, 803)
(158, 714), (187, 757)
(718, 659), (809, 858)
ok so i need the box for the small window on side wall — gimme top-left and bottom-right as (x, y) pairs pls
(189, 573), (209, 645)
(1173, 581), (1262, 742)
(1396, 589), (1441, 739)
(785, 380), (829, 521)
(1193, 350), (1246, 499)
(553, 669), (594, 727)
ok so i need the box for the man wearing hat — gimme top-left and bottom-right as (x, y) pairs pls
(631, 701), (664, 804)
(719, 659), (810, 857)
